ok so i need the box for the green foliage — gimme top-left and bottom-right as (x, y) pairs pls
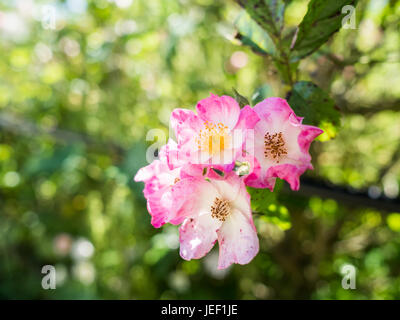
(232, 88), (250, 108)
(260, 205), (291, 231)
(238, 0), (286, 41)
(248, 186), (278, 213)
(247, 180), (291, 230)
(288, 81), (340, 139)
(387, 214), (400, 232)
(291, 0), (358, 61)
(247, 179), (282, 213)
(251, 84), (274, 105)
(0, 0), (400, 301)
(234, 10), (277, 56)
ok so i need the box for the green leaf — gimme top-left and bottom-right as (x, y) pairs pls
(248, 180), (291, 230)
(233, 88), (250, 108)
(248, 179), (283, 213)
(238, 0), (286, 41)
(234, 10), (277, 57)
(251, 84), (274, 105)
(287, 81), (340, 140)
(291, 0), (358, 61)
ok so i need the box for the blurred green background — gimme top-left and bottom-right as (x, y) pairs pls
(1, 0), (400, 299)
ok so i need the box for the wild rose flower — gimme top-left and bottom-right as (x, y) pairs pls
(172, 170), (259, 269)
(134, 140), (185, 228)
(244, 98), (323, 191)
(134, 94), (322, 269)
(170, 94), (259, 170)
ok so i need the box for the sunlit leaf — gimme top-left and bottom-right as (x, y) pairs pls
(233, 87), (250, 108)
(251, 84), (274, 105)
(247, 179), (283, 214)
(234, 10), (277, 56)
(237, 0), (286, 41)
(287, 81), (340, 139)
(291, 0), (358, 61)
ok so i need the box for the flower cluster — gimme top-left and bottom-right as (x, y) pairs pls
(135, 94), (323, 269)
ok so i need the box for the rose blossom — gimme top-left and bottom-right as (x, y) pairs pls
(169, 94), (259, 170)
(172, 169), (259, 269)
(244, 97), (323, 191)
(134, 140), (185, 228)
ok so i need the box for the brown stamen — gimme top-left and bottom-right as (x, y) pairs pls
(211, 197), (231, 222)
(264, 132), (287, 163)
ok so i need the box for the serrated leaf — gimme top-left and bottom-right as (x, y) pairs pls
(291, 0), (358, 61)
(237, 0), (286, 41)
(287, 81), (340, 139)
(251, 84), (274, 105)
(233, 88), (250, 108)
(234, 10), (277, 57)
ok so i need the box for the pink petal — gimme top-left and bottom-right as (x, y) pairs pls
(171, 177), (219, 221)
(134, 141), (186, 227)
(244, 173), (276, 191)
(298, 125), (323, 154)
(134, 160), (177, 198)
(180, 164), (206, 179)
(208, 171), (242, 202)
(266, 164), (308, 191)
(209, 162), (236, 173)
(170, 108), (203, 144)
(134, 160), (160, 183)
(242, 156), (276, 190)
(147, 187), (175, 228)
(254, 97), (301, 124)
(179, 213), (221, 260)
(170, 109), (205, 166)
(163, 139), (185, 170)
(170, 109), (200, 138)
(217, 209), (259, 269)
(234, 105), (260, 130)
(196, 94), (240, 130)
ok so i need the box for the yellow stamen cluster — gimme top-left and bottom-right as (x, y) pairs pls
(196, 121), (230, 155)
(264, 132), (287, 163)
(211, 197), (231, 222)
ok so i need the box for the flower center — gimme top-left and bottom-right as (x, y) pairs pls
(196, 121), (230, 155)
(211, 197), (231, 222)
(264, 132), (287, 163)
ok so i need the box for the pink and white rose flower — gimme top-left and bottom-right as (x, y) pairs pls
(169, 94), (259, 170)
(134, 140), (185, 228)
(245, 98), (323, 191)
(134, 94), (323, 269)
(172, 170), (259, 269)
